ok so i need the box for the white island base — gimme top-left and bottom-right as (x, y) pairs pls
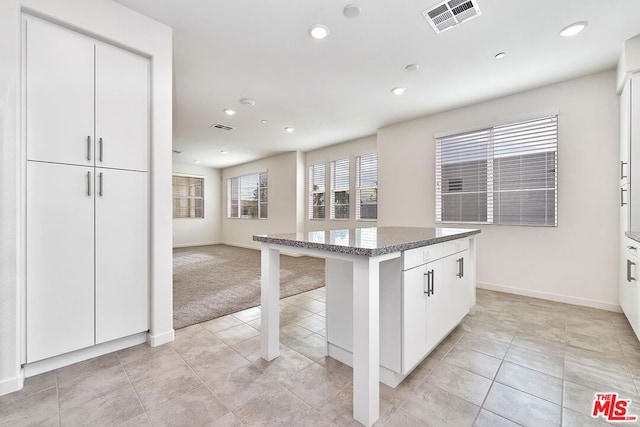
(254, 227), (479, 427)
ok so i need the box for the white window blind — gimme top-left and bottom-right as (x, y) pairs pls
(227, 171), (268, 219)
(173, 175), (204, 218)
(435, 115), (558, 226)
(356, 153), (378, 220)
(330, 158), (350, 220)
(309, 164), (326, 219)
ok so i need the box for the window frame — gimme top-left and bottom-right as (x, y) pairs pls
(330, 158), (350, 221)
(435, 115), (558, 227)
(355, 152), (378, 221)
(172, 174), (205, 219)
(308, 163), (326, 220)
(227, 171), (268, 220)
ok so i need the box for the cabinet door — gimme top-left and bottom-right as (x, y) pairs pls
(621, 250), (640, 337)
(26, 17), (94, 166)
(425, 252), (469, 352)
(26, 161), (95, 362)
(621, 81), (631, 186)
(95, 43), (149, 172)
(95, 168), (149, 343)
(402, 260), (441, 372)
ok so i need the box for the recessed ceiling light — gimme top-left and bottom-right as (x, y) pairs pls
(223, 109), (236, 116)
(261, 120), (267, 124)
(560, 21), (588, 37)
(193, 160), (199, 164)
(494, 52), (506, 60)
(220, 150), (228, 154)
(284, 127), (295, 133)
(239, 98), (255, 106)
(309, 24), (329, 40)
(391, 87), (406, 95)
(404, 64), (420, 72)
(343, 3), (361, 18)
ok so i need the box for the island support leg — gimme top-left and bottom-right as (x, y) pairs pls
(352, 256), (380, 426)
(261, 244), (280, 361)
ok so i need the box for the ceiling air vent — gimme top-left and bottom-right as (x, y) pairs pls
(210, 123), (234, 131)
(423, 0), (481, 34)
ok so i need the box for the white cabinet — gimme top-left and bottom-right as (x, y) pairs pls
(25, 16), (149, 363)
(621, 82), (631, 187)
(621, 243), (640, 337)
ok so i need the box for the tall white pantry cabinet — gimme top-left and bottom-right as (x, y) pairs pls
(25, 16), (150, 363)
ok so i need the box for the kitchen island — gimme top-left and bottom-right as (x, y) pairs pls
(253, 226), (480, 427)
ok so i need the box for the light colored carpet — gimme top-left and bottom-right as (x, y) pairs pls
(173, 244), (325, 329)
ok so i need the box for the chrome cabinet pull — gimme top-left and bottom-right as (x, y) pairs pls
(430, 269), (435, 295)
(423, 271), (429, 295)
(622, 188), (628, 207)
(456, 258), (465, 278)
(628, 259), (636, 282)
(86, 171), (91, 196)
(628, 246), (637, 250)
(99, 172), (103, 197)
(86, 136), (91, 161)
(99, 137), (103, 162)
(622, 161), (628, 180)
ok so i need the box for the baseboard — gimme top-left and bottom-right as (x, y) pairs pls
(173, 241), (221, 248)
(23, 332), (147, 378)
(221, 241), (306, 258)
(147, 329), (175, 347)
(476, 281), (622, 313)
(0, 373), (24, 396)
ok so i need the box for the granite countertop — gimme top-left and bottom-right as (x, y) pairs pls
(626, 232), (640, 243)
(253, 226), (481, 257)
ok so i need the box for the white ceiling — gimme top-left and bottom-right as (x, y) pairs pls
(114, 0), (640, 169)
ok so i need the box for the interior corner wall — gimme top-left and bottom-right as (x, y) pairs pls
(221, 151), (299, 250)
(295, 151), (305, 233)
(172, 163), (222, 247)
(0, 0), (173, 395)
(377, 69), (620, 309)
(304, 135), (377, 232)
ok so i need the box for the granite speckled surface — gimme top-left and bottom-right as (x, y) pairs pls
(626, 231), (640, 243)
(253, 227), (481, 257)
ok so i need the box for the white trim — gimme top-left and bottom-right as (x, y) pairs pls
(23, 332), (147, 378)
(476, 281), (622, 313)
(147, 329), (174, 347)
(172, 172), (204, 179)
(222, 241), (306, 258)
(172, 241), (221, 248)
(433, 108), (561, 139)
(0, 372), (24, 396)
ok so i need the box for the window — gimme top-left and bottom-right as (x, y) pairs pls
(173, 175), (204, 218)
(330, 158), (350, 219)
(309, 163), (326, 219)
(435, 115), (558, 226)
(356, 153), (378, 220)
(227, 172), (268, 219)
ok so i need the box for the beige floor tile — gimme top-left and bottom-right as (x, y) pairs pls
(55, 353), (120, 385)
(319, 386), (393, 427)
(200, 314), (243, 334)
(376, 407), (429, 426)
(233, 386), (312, 425)
(562, 407), (609, 427)
(455, 331), (509, 359)
(117, 342), (169, 366)
(402, 384), (480, 426)
(495, 361), (562, 405)
(230, 305), (261, 322)
(473, 409), (520, 426)
(130, 362), (203, 410)
(287, 333), (327, 361)
(170, 324), (227, 364)
(423, 362), (492, 406)
(122, 347), (185, 382)
(516, 321), (567, 344)
(0, 371), (56, 410)
(564, 361), (638, 397)
(0, 387), (59, 427)
(188, 346), (251, 385)
(280, 363), (350, 408)
(461, 317), (517, 344)
(58, 364), (130, 409)
(510, 331), (566, 358)
(504, 344), (564, 378)
(443, 346), (502, 379)
(119, 412), (152, 427)
(254, 346), (315, 382)
(567, 330), (624, 354)
(483, 383), (561, 426)
(295, 313), (326, 333)
(563, 380), (602, 417)
(280, 322), (315, 345)
(206, 364), (284, 411)
(59, 383), (144, 427)
(296, 411), (339, 427)
(214, 323), (260, 346)
(145, 386), (230, 427)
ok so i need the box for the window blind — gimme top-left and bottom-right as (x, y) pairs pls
(435, 115), (558, 226)
(173, 175), (204, 218)
(330, 158), (350, 220)
(356, 153), (378, 220)
(309, 164), (326, 219)
(227, 172), (268, 219)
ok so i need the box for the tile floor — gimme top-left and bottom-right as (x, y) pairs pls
(2, 287), (640, 426)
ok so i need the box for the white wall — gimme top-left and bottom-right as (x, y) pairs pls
(0, 0), (173, 395)
(305, 135), (377, 231)
(378, 70), (619, 310)
(172, 163), (222, 247)
(221, 151), (300, 249)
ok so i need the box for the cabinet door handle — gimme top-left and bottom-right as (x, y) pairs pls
(628, 246), (637, 250)
(99, 172), (103, 197)
(621, 188), (628, 207)
(628, 259), (636, 282)
(86, 136), (91, 161)
(86, 171), (91, 196)
(99, 137), (103, 162)
(423, 271), (430, 295)
(430, 269), (435, 295)
(460, 257), (464, 278)
(622, 161), (628, 180)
